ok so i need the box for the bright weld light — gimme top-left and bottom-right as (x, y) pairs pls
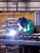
(17, 23), (23, 31)
(23, 24), (30, 32)
(7, 29), (17, 37)
(27, 24), (30, 31)
(23, 28), (27, 32)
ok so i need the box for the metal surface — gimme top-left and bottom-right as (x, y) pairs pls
(17, 2), (40, 11)
(18, 2), (40, 7)
(0, 33), (40, 45)
(0, 2), (40, 11)
(0, 37), (40, 45)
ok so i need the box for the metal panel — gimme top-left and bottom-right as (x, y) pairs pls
(8, 2), (16, 11)
(0, 2), (40, 11)
(18, 2), (40, 8)
(0, 2), (16, 11)
(0, 2), (7, 7)
(17, 2), (40, 11)
(0, 2), (7, 11)
(18, 8), (40, 11)
(8, 2), (16, 8)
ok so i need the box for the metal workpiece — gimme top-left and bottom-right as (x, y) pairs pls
(0, 33), (40, 46)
